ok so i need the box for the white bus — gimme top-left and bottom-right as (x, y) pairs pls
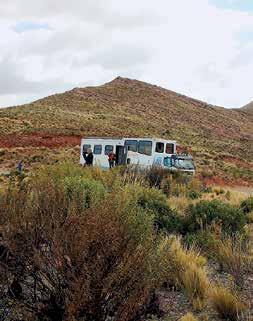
(80, 137), (195, 173)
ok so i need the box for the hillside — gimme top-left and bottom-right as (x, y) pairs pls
(240, 101), (253, 116)
(0, 76), (252, 185)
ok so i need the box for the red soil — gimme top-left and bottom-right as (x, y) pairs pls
(0, 133), (81, 148)
(202, 175), (251, 187)
(221, 155), (253, 170)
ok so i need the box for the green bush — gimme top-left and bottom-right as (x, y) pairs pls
(187, 190), (201, 200)
(135, 187), (183, 233)
(240, 196), (253, 214)
(185, 231), (219, 255)
(185, 200), (246, 235)
(63, 176), (106, 210)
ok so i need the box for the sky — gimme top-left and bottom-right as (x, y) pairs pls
(0, 0), (253, 108)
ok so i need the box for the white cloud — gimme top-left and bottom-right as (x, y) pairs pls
(0, 0), (253, 108)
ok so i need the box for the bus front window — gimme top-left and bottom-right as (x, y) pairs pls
(174, 158), (195, 170)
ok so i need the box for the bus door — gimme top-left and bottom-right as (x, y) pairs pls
(116, 145), (126, 165)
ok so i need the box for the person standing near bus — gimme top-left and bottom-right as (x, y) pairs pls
(17, 160), (23, 173)
(108, 151), (116, 168)
(84, 148), (93, 166)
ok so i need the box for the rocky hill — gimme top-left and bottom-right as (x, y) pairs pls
(0, 77), (252, 185)
(240, 101), (253, 116)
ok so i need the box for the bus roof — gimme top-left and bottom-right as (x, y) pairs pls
(82, 137), (177, 143)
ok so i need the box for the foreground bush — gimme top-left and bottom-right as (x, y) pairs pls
(210, 285), (247, 321)
(0, 166), (173, 321)
(186, 200), (246, 235)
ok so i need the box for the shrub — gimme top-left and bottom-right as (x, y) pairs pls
(186, 200), (246, 235)
(134, 186), (184, 233)
(246, 211), (253, 223)
(202, 186), (212, 193)
(0, 174), (172, 321)
(63, 176), (106, 210)
(160, 175), (173, 196)
(180, 313), (199, 321)
(184, 230), (219, 255)
(145, 166), (170, 188)
(210, 285), (247, 321)
(187, 190), (201, 200)
(240, 196), (253, 214)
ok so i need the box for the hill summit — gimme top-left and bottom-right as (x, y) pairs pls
(0, 77), (252, 185)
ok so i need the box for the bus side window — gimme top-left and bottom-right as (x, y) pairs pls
(166, 143), (174, 154)
(124, 140), (138, 152)
(155, 142), (164, 153)
(83, 144), (91, 154)
(164, 157), (172, 167)
(138, 141), (152, 156)
(94, 144), (102, 154)
(105, 145), (113, 155)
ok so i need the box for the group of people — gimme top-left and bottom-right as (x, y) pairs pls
(83, 149), (116, 168)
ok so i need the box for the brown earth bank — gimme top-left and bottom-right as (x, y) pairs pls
(201, 175), (252, 188)
(0, 133), (81, 148)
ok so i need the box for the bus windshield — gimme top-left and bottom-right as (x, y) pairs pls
(174, 158), (195, 170)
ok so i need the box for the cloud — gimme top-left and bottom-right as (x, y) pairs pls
(0, 0), (253, 108)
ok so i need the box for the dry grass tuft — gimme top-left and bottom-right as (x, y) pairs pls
(181, 263), (209, 310)
(180, 312), (199, 321)
(212, 236), (252, 286)
(210, 285), (247, 321)
(167, 237), (209, 310)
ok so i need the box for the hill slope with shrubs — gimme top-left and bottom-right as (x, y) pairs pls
(0, 77), (252, 185)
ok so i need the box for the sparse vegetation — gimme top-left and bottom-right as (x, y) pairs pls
(0, 163), (252, 321)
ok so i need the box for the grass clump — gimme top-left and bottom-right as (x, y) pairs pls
(212, 236), (252, 286)
(210, 285), (247, 321)
(167, 237), (208, 310)
(180, 312), (199, 321)
(181, 263), (209, 310)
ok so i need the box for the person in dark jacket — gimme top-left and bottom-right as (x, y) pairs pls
(83, 148), (93, 166)
(17, 160), (23, 173)
(108, 151), (116, 168)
